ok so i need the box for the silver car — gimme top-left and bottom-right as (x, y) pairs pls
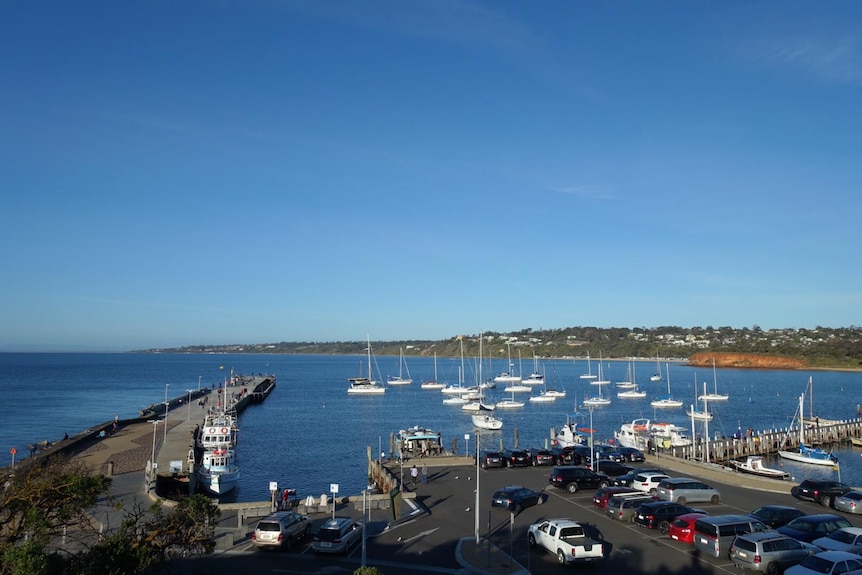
(312, 517), (363, 554)
(834, 491), (862, 515)
(657, 477), (721, 505)
(730, 532), (818, 573)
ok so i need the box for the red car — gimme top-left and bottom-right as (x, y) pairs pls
(668, 512), (709, 544)
(593, 486), (639, 508)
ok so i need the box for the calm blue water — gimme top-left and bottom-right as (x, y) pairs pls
(1, 353), (860, 502)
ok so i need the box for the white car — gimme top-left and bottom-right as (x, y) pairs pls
(630, 472), (670, 495)
(786, 551), (862, 575)
(812, 527), (862, 553)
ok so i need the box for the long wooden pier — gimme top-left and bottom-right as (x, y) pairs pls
(663, 417), (862, 464)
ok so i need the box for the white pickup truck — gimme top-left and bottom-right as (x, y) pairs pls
(527, 518), (604, 565)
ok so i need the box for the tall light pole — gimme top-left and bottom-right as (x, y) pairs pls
(474, 429), (480, 544)
(148, 419), (161, 491)
(186, 389), (194, 421)
(163, 384), (170, 442)
(589, 405), (595, 472)
(198, 375), (201, 391)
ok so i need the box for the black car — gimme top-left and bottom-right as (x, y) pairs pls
(634, 501), (704, 533)
(793, 480), (853, 508)
(548, 465), (610, 493)
(612, 468), (665, 487)
(591, 460), (633, 477)
(608, 447), (646, 463)
(747, 505), (807, 528)
(501, 449), (531, 468)
(777, 513), (852, 543)
(479, 451), (505, 469)
(491, 485), (545, 513)
(524, 447), (555, 466)
(550, 446), (582, 465)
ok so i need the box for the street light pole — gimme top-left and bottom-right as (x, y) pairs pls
(164, 384), (170, 442)
(186, 389), (194, 421)
(474, 429), (480, 544)
(148, 419), (161, 491)
(198, 375), (201, 391)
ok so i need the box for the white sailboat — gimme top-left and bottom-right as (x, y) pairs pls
(387, 347), (413, 385)
(616, 360), (645, 398)
(583, 371), (611, 407)
(420, 352), (445, 389)
(522, 354), (545, 385)
(472, 413), (503, 430)
(778, 380), (838, 466)
(687, 381), (713, 421)
(493, 342), (522, 384)
(590, 352), (611, 386)
(650, 363), (682, 408)
(579, 352), (598, 380)
(496, 349), (526, 407)
(650, 354), (663, 382)
(698, 359), (729, 401)
(347, 336), (386, 394)
(615, 359), (636, 389)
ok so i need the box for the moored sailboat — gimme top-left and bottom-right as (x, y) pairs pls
(778, 382), (838, 467)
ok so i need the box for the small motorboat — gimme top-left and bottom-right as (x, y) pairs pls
(729, 456), (789, 480)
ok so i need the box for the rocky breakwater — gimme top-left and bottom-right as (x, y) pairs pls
(689, 352), (807, 370)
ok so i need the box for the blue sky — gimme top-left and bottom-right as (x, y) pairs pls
(2, 1), (861, 351)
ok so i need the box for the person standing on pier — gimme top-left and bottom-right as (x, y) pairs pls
(410, 464), (418, 486)
(421, 462), (428, 484)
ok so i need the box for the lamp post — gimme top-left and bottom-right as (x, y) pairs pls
(163, 384), (170, 443)
(475, 429), (480, 544)
(588, 404), (595, 472)
(198, 375), (201, 392)
(148, 419), (161, 491)
(186, 389), (194, 421)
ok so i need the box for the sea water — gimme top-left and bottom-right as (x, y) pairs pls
(0, 353), (860, 503)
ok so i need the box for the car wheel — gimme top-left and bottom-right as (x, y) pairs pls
(819, 495), (833, 508)
(481, 461), (487, 469)
(507, 461), (513, 468)
(567, 483), (578, 494)
(649, 488), (657, 495)
(557, 549), (567, 564)
(537, 494), (545, 505)
(765, 562), (780, 575)
(599, 481), (609, 489)
(528, 533), (537, 547)
(677, 496), (686, 505)
(710, 494), (720, 504)
(659, 521), (670, 534)
(514, 503), (522, 514)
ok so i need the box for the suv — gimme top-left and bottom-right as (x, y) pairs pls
(479, 451), (505, 469)
(312, 517), (362, 554)
(631, 472), (671, 494)
(524, 447), (555, 466)
(793, 480), (853, 508)
(605, 493), (655, 523)
(612, 467), (664, 487)
(634, 501), (705, 533)
(656, 477), (721, 505)
(609, 447), (646, 463)
(593, 486), (639, 508)
(252, 511), (311, 550)
(694, 515), (772, 557)
(491, 485), (544, 513)
(501, 449), (531, 467)
(548, 466), (609, 493)
(729, 532), (818, 573)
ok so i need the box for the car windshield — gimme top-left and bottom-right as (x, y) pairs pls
(798, 556), (837, 574)
(788, 519), (817, 532)
(829, 530), (856, 543)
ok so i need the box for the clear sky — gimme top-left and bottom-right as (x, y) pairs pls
(2, 1), (860, 351)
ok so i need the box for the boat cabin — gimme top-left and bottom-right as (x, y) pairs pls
(397, 427), (443, 458)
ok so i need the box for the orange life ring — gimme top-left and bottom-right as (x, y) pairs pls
(633, 424), (647, 431)
(208, 427), (216, 434)
(220, 427), (229, 435)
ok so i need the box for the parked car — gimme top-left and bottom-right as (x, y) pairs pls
(729, 532), (819, 573)
(548, 466), (609, 493)
(549, 446), (581, 465)
(479, 451), (505, 469)
(656, 477), (721, 505)
(785, 551), (862, 575)
(793, 480), (854, 508)
(491, 485), (545, 513)
(252, 511), (311, 550)
(778, 514), (853, 543)
(634, 501), (705, 533)
(667, 512), (709, 544)
(611, 468), (664, 487)
(812, 527), (862, 553)
(748, 505), (807, 528)
(605, 493), (656, 523)
(631, 472), (671, 495)
(694, 515), (773, 558)
(834, 491), (862, 515)
(590, 460), (633, 477)
(524, 447), (556, 466)
(501, 449), (531, 468)
(312, 517), (362, 554)
(593, 486), (639, 508)
(607, 447), (646, 463)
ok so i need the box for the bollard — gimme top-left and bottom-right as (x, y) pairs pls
(107, 461), (114, 476)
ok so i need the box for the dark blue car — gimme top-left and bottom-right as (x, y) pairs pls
(777, 514), (852, 543)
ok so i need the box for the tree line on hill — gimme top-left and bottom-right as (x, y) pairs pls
(140, 325), (862, 369)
